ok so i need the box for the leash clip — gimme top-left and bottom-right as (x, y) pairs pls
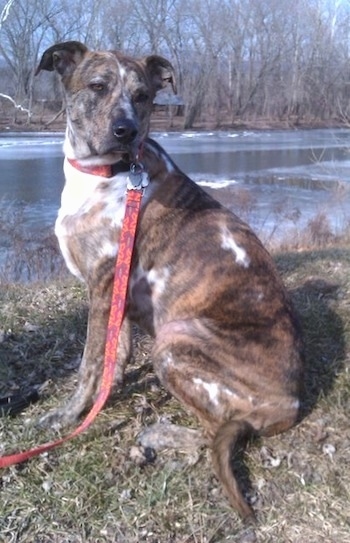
(127, 162), (149, 191)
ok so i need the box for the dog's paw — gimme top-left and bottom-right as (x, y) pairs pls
(36, 408), (78, 430)
(138, 422), (206, 451)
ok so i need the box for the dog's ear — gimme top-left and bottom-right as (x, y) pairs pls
(35, 41), (88, 77)
(144, 56), (177, 94)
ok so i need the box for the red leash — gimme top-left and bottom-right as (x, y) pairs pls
(0, 188), (143, 468)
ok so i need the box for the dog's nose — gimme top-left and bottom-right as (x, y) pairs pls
(113, 119), (138, 144)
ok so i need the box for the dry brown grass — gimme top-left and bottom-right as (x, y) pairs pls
(0, 200), (66, 283)
(1, 227), (350, 542)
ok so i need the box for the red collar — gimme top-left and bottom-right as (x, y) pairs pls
(67, 157), (131, 178)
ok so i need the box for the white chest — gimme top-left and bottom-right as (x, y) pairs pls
(58, 159), (127, 223)
(55, 160), (128, 280)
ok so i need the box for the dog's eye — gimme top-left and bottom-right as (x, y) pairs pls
(89, 82), (106, 92)
(134, 92), (149, 104)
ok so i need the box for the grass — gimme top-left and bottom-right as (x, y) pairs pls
(0, 199), (65, 283)
(1, 221), (350, 542)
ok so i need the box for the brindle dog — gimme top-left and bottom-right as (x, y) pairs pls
(36, 41), (304, 522)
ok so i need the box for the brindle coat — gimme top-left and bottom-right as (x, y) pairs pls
(36, 41), (304, 522)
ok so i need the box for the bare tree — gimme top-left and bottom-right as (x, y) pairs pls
(0, 0), (15, 29)
(1, 0), (349, 128)
(0, 0), (62, 104)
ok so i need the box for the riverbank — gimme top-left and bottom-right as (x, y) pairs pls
(1, 240), (350, 542)
(0, 107), (347, 134)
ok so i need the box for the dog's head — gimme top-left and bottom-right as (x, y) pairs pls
(35, 41), (176, 160)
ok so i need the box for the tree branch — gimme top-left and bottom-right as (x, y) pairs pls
(0, 93), (31, 117)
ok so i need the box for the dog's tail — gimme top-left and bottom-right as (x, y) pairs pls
(211, 419), (256, 523)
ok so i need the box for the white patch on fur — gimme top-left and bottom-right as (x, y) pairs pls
(118, 64), (127, 80)
(55, 158), (129, 279)
(129, 264), (170, 306)
(222, 387), (239, 399)
(221, 226), (250, 268)
(164, 353), (174, 368)
(193, 378), (219, 406)
(147, 267), (170, 297)
(98, 239), (119, 260)
(59, 158), (127, 224)
(119, 93), (135, 120)
(192, 378), (246, 409)
(256, 397), (300, 413)
(291, 399), (300, 410)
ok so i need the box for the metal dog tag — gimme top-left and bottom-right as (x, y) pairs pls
(127, 163), (149, 190)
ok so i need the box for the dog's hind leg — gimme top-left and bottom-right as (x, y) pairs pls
(149, 334), (256, 521)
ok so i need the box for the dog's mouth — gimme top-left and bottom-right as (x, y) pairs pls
(92, 133), (140, 160)
(99, 119), (144, 160)
(100, 139), (141, 163)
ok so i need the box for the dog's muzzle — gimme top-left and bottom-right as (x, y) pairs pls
(113, 119), (138, 145)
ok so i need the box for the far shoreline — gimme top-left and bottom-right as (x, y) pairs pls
(0, 109), (348, 135)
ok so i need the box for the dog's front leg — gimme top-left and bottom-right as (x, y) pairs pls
(38, 272), (132, 429)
